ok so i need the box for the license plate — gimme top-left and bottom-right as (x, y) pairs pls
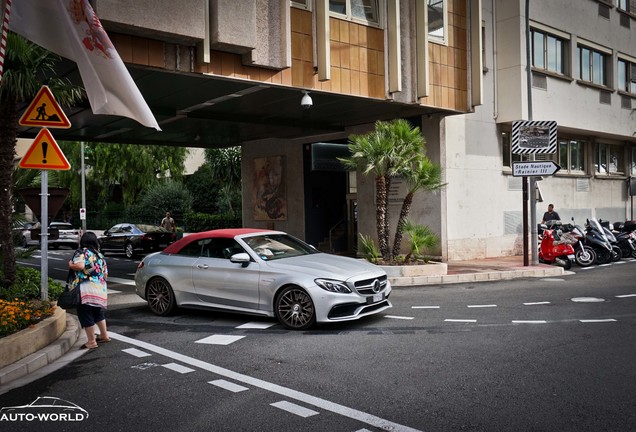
(159, 243), (167, 248)
(371, 293), (383, 303)
(567, 254), (575, 260)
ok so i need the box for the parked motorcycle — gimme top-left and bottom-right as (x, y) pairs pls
(580, 218), (614, 264)
(599, 219), (629, 261)
(538, 221), (575, 269)
(562, 220), (596, 267)
(611, 220), (636, 258)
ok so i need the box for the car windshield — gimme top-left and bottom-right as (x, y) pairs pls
(243, 234), (318, 261)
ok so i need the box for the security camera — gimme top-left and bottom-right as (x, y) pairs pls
(301, 91), (313, 109)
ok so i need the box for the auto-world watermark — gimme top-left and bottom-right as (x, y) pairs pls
(0, 397), (88, 422)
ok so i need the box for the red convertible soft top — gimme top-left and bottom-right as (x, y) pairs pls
(162, 228), (272, 254)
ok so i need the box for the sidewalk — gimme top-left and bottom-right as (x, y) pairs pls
(0, 256), (566, 392)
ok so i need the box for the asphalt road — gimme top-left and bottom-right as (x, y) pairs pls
(2, 251), (636, 431)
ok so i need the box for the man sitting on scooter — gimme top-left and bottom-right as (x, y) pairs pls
(539, 204), (561, 236)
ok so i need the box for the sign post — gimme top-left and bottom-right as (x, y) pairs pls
(512, 120), (558, 266)
(18, 86), (71, 301)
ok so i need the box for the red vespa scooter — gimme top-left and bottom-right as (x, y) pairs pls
(538, 222), (575, 270)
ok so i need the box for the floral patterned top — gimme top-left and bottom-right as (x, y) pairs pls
(71, 248), (108, 308)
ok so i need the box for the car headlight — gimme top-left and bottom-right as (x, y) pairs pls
(315, 278), (351, 293)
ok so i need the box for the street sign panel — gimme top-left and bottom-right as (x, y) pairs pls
(512, 161), (561, 177)
(18, 128), (71, 170)
(511, 120), (557, 154)
(19, 85), (71, 129)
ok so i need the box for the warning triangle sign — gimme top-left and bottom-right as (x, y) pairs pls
(19, 85), (71, 129)
(18, 128), (71, 171)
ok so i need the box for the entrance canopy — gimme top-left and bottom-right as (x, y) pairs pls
(16, 61), (438, 148)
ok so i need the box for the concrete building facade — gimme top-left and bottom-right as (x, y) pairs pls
(14, 0), (636, 261)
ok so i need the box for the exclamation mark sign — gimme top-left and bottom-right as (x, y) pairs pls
(42, 141), (48, 164)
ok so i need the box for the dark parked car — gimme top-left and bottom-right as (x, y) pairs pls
(99, 223), (176, 258)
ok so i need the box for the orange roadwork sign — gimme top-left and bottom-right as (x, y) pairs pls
(18, 128), (71, 170)
(19, 85), (71, 128)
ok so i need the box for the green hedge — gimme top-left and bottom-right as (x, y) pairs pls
(183, 213), (242, 233)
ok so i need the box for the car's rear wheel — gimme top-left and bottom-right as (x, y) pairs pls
(125, 242), (135, 259)
(275, 286), (316, 330)
(146, 278), (176, 316)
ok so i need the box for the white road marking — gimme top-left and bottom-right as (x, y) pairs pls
(209, 379), (249, 393)
(384, 315), (415, 320)
(163, 362), (195, 374)
(107, 277), (136, 286)
(109, 332), (422, 432)
(236, 321), (276, 329)
(467, 304), (497, 308)
(579, 319), (616, 323)
(616, 294), (636, 298)
(271, 401), (319, 418)
(512, 320), (547, 324)
(524, 301), (551, 306)
(444, 319), (477, 323)
(571, 297), (605, 303)
(122, 348), (152, 358)
(195, 335), (245, 345)
(411, 306), (440, 309)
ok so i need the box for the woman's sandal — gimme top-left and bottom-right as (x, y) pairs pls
(95, 334), (112, 343)
(80, 343), (98, 350)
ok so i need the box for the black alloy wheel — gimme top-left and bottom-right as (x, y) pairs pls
(275, 286), (316, 330)
(595, 247), (612, 265)
(146, 278), (177, 316)
(611, 245), (622, 262)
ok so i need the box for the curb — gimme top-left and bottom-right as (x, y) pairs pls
(389, 265), (565, 287)
(0, 312), (81, 387)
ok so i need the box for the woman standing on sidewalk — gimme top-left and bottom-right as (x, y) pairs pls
(68, 232), (110, 349)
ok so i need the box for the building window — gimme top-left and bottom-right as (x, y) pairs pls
(558, 138), (586, 174)
(595, 143), (625, 176)
(428, 0), (446, 42)
(578, 45), (609, 86)
(291, 0), (311, 10)
(618, 0), (636, 13)
(618, 58), (636, 94)
(502, 131), (522, 168)
(329, 0), (379, 25)
(531, 29), (567, 75)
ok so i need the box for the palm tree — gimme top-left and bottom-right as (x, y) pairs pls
(0, 33), (82, 288)
(340, 119), (429, 261)
(205, 147), (242, 215)
(392, 156), (446, 258)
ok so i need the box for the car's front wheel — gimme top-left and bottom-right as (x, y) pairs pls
(275, 286), (316, 330)
(146, 277), (176, 316)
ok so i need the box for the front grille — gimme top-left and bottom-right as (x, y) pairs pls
(328, 299), (390, 319)
(353, 275), (388, 295)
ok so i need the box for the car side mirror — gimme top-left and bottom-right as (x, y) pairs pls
(230, 252), (251, 267)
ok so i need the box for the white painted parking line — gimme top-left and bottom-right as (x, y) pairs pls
(271, 401), (319, 418)
(467, 304), (497, 308)
(444, 319), (477, 323)
(122, 348), (152, 358)
(195, 335), (245, 345)
(108, 332), (422, 432)
(412, 305), (440, 309)
(571, 297), (605, 303)
(209, 379), (249, 393)
(236, 322), (276, 329)
(512, 320), (547, 324)
(524, 301), (551, 306)
(385, 315), (415, 320)
(163, 363), (196, 374)
(579, 319), (617, 323)
(616, 294), (636, 298)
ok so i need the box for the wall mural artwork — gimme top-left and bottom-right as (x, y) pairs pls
(253, 156), (287, 220)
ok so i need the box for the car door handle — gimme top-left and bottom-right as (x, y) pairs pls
(197, 264), (209, 269)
